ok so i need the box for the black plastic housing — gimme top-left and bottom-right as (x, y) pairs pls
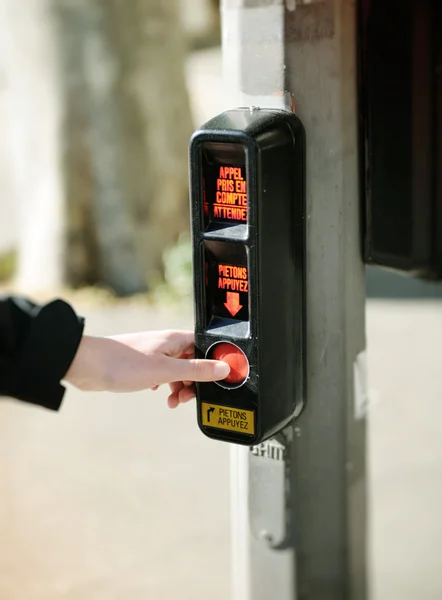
(189, 108), (306, 445)
(360, 0), (442, 279)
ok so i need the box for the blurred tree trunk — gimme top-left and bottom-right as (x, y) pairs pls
(55, 2), (101, 289)
(56, 0), (147, 295)
(55, 0), (193, 294)
(110, 0), (194, 287)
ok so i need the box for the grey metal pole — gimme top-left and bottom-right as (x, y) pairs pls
(223, 2), (368, 599)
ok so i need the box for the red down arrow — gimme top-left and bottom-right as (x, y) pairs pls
(224, 292), (242, 317)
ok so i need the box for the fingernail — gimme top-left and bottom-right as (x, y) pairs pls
(214, 361), (230, 379)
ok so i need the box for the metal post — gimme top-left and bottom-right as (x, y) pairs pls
(223, 1), (368, 599)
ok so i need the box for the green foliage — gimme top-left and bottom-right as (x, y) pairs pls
(153, 232), (193, 305)
(0, 250), (17, 282)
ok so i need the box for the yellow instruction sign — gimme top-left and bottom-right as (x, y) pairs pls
(201, 403), (255, 435)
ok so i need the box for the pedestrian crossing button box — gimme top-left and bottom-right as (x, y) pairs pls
(189, 108), (306, 445)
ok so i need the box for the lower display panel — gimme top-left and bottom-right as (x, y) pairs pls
(204, 240), (250, 324)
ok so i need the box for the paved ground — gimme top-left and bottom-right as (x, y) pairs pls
(0, 300), (441, 600)
(0, 304), (231, 600)
(366, 301), (442, 600)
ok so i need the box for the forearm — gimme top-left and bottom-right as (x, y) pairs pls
(64, 336), (109, 392)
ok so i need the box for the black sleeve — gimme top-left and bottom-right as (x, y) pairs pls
(0, 296), (85, 410)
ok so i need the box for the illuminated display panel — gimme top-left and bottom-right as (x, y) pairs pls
(202, 143), (248, 226)
(205, 254), (249, 322)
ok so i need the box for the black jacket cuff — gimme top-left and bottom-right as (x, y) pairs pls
(11, 299), (84, 410)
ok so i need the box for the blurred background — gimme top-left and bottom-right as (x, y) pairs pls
(0, 0), (223, 299)
(0, 1), (441, 599)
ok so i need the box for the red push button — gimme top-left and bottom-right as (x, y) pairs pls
(211, 342), (249, 385)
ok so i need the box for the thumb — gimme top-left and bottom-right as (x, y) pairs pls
(163, 357), (230, 383)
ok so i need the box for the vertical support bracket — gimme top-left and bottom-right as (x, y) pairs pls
(249, 429), (292, 551)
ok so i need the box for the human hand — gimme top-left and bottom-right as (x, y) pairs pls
(64, 330), (230, 408)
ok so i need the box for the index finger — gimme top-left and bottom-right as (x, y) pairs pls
(157, 356), (230, 385)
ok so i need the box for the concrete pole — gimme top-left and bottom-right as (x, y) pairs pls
(223, 1), (368, 598)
